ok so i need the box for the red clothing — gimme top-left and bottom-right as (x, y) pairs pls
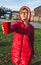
(10, 21), (34, 65)
(2, 6), (34, 65)
(2, 20), (34, 65)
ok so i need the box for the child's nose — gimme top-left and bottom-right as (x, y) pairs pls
(23, 12), (25, 15)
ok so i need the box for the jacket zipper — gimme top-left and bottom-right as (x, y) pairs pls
(18, 34), (24, 65)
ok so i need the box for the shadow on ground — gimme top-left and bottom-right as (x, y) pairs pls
(0, 42), (11, 47)
(32, 61), (41, 65)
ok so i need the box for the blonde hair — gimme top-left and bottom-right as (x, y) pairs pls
(19, 8), (28, 14)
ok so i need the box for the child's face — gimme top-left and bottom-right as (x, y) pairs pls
(20, 9), (28, 21)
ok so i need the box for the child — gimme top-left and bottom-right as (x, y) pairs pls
(2, 6), (34, 65)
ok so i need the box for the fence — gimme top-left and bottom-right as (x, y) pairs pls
(31, 16), (41, 22)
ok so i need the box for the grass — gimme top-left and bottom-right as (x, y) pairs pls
(0, 24), (41, 65)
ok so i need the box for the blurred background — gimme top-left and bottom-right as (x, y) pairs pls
(0, 0), (41, 65)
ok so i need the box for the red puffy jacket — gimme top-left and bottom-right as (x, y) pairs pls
(11, 21), (34, 65)
(2, 6), (34, 65)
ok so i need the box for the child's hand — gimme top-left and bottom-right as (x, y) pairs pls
(2, 25), (4, 33)
(2, 25), (4, 34)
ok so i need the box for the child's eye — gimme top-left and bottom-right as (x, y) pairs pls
(21, 12), (27, 14)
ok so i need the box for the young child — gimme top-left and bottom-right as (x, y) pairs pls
(2, 6), (34, 65)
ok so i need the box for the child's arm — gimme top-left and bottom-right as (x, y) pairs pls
(10, 22), (18, 32)
(31, 26), (34, 55)
(2, 21), (18, 34)
(30, 25), (34, 56)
